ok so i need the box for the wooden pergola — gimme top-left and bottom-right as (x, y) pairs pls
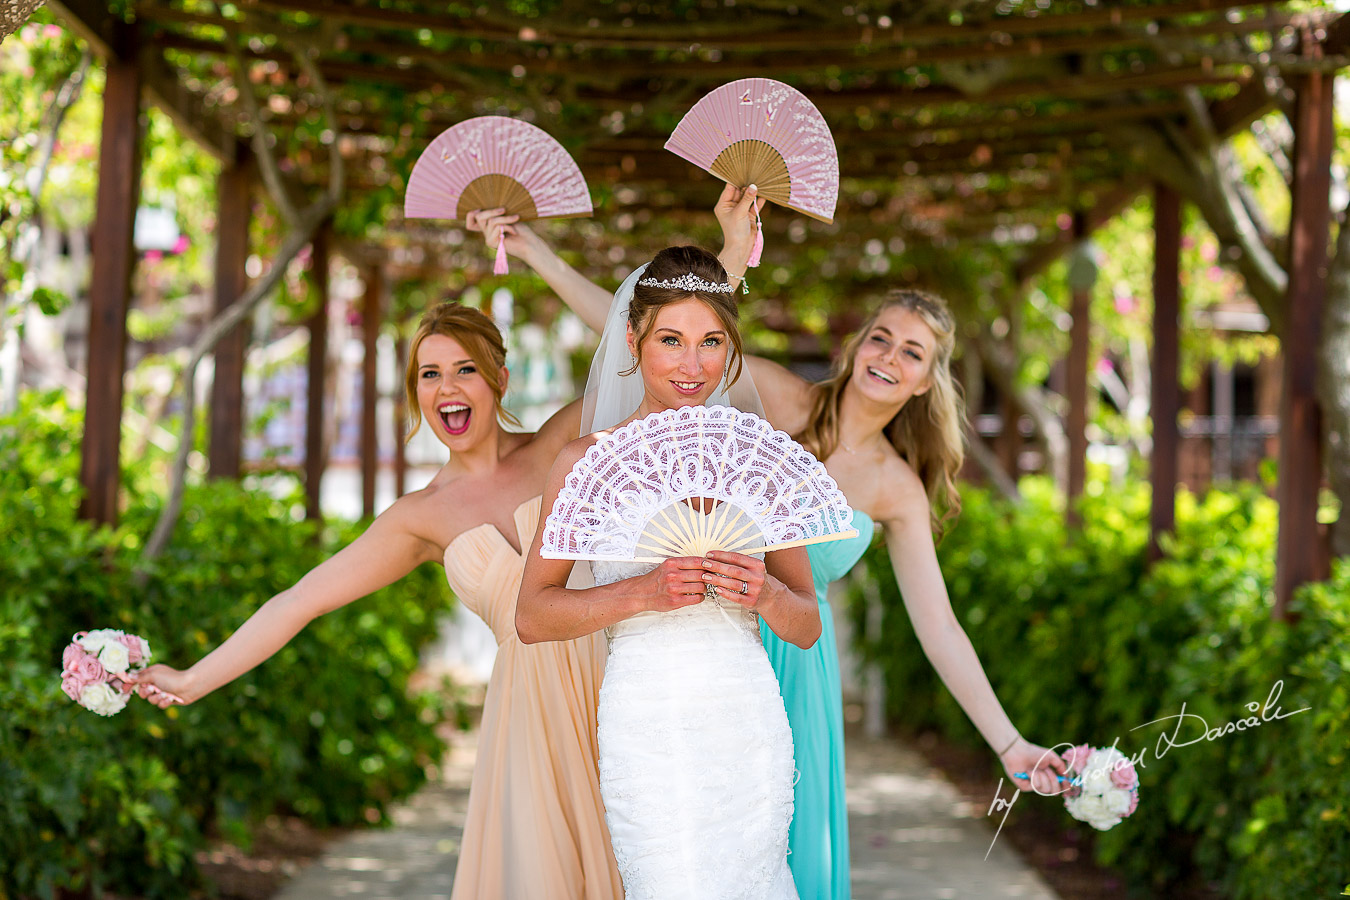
(46, 0), (1346, 611)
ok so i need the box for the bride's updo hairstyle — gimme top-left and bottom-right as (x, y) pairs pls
(623, 245), (745, 388)
(403, 301), (520, 443)
(799, 288), (965, 539)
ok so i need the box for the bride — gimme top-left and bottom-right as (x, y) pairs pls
(515, 245), (820, 900)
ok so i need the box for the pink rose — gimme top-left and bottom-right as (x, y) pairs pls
(1110, 758), (1138, 789)
(61, 672), (87, 703)
(62, 644), (83, 673)
(73, 652), (105, 684)
(1064, 744), (1093, 774)
(119, 633), (145, 665)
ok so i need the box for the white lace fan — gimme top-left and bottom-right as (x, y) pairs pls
(404, 116), (593, 273)
(541, 405), (857, 563)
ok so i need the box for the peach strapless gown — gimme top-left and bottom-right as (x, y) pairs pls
(442, 495), (622, 900)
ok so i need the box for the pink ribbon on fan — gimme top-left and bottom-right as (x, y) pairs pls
(746, 204), (764, 268)
(494, 238), (510, 275)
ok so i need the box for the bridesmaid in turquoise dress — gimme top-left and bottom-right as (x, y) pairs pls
(760, 511), (873, 899)
(748, 289), (1067, 899)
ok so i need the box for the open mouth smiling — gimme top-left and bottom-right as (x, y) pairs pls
(867, 367), (898, 385)
(439, 403), (471, 435)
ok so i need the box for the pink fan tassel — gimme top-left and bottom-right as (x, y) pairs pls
(746, 206), (763, 268)
(494, 238), (509, 275)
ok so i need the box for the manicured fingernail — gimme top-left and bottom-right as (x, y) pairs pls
(748, 184), (757, 191)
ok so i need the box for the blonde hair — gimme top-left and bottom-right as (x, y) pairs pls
(623, 246), (744, 388)
(403, 301), (520, 443)
(798, 289), (966, 539)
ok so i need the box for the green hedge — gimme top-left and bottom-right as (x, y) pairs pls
(850, 476), (1348, 898)
(0, 393), (456, 899)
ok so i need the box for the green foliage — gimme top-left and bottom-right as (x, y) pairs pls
(850, 477), (1347, 899)
(0, 392), (456, 898)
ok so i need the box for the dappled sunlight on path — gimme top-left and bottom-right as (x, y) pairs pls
(274, 728), (1060, 899)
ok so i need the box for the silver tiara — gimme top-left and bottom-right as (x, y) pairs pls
(636, 272), (735, 294)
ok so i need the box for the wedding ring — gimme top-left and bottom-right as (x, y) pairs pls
(740, 580), (749, 594)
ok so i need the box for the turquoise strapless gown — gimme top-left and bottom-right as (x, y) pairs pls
(761, 510), (875, 900)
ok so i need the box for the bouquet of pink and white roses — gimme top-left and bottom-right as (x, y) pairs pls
(60, 629), (177, 715)
(1059, 744), (1140, 831)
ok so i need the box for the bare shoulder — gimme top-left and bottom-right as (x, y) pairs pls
(553, 432), (602, 473)
(746, 355), (815, 434)
(871, 452), (931, 527)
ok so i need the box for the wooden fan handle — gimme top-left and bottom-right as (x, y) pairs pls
(456, 173), (539, 220)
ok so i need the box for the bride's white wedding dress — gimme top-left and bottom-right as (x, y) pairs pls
(592, 558), (799, 900)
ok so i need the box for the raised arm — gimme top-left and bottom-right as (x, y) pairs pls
(515, 440), (710, 643)
(465, 183), (765, 333)
(466, 209), (613, 332)
(127, 498), (442, 707)
(877, 463), (1065, 794)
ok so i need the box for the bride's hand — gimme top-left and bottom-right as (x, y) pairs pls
(1000, 737), (1068, 796)
(120, 664), (195, 709)
(641, 557), (711, 612)
(700, 550), (769, 610)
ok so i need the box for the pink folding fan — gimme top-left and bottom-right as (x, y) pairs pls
(665, 78), (838, 266)
(405, 116), (593, 273)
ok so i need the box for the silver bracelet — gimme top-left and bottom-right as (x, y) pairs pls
(997, 734), (1020, 756)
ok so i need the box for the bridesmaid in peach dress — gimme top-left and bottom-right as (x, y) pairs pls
(442, 495), (614, 898)
(131, 301), (623, 899)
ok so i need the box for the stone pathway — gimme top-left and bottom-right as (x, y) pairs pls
(275, 728), (1060, 900)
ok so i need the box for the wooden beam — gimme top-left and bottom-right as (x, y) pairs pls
(305, 224), (330, 522)
(78, 21), (141, 526)
(361, 266), (381, 519)
(145, 11), (1296, 82)
(1150, 183), (1182, 562)
(240, 0), (1277, 50)
(208, 142), (253, 480)
(1274, 60), (1334, 617)
(48, 1), (232, 160)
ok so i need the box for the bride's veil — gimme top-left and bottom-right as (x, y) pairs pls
(579, 262), (765, 436)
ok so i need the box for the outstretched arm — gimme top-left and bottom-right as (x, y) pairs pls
(126, 498), (442, 707)
(878, 467), (1066, 794)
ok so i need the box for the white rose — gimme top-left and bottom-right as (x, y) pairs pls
(97, 641), (131, 674)
(1103, 788), (1132, 817)
(1066, 792), (1106, 824)
(137, 637), (152, 663)
(77, 629), (123, 655)
(80, 682), (129, 716)
(1089, 811), (1122, 831)
(1081, 751), (1117, 794)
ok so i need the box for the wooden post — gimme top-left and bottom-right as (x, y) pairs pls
(1150, 183), (1181, 561)
(304, 225), (330, 521)
(1065, 212), (1095, 521)
(78, 24), (141, 525)
(361, 266), (382, 519)
(1274, 60), (1334, 617)
(208, 142), (252, 480)
(393, 332), (408, 498)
